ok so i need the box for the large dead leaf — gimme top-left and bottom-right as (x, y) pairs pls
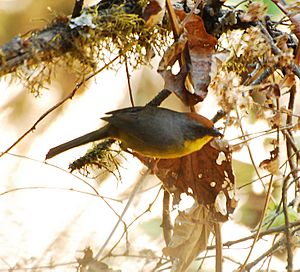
(136, 139), (237, 221)
(158, 10), (217, 106)
(163, 204), (213, 271)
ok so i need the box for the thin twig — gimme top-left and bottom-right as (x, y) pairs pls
(162, 190), (172, 246)
(0, 56), (119, 159)
(5, 151), (120, 202)
(103, 253), (166, 260)
(291, 64), (300, 79)
(229, 124), (295, 143)
(266, 234), (278, 271)
(258, 21), (281, 55)
(125, 58), (135, 106)
(182, 0), (202, 26)
(0, 186), (114, 201)
(235, 109), (275, 270)
(0, 261), (77, 271)
(8, 155), (128, 232)
(71, 0), (84, 18)
(206, 219), (300, 250)
(250, 67), (273, 85)
(94, 168), (150, 260)
(285, 84), (298, 181)
(147, 89), (172, 107)
(244, 237), (285, 271)
(166, 0), (182, 40)
(102, 186), (162, 260)
(282, 174), (293, 271)
(215, 223), (223, 272)
(235, 110), (273, 195)
(239, 146), (300, 191)
(283, 130), (299, 163)
(239, 173), (275, 271)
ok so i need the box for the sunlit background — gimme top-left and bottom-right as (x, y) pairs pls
(0, 0), (300, 271)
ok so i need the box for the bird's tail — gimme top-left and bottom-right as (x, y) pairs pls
(45, 125), (111, 159)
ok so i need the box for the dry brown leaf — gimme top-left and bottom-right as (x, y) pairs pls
(279, 74), (296, 92)
(77, 247), (120, 272)
(280, 106), (293, 116)
(178, 10), (217, 104)
(160, 65), (204, 105)
(240, 2), (267, 23)
(142, 0), (166, 27)
(158, 10), (217, 106)
(175, 11), (217, 53)
(268, 112), (282, 128)
(259, 158), (280, 175)
(259, 147), (281, 175)
(163, 204), (213, 271)
(135, 138), (237, 221)
(158, 33), (187, 71)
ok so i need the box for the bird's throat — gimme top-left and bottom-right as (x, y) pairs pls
(182, 135), (213, 155)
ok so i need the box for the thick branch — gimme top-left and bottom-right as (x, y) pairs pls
(0, 2), (144, 77)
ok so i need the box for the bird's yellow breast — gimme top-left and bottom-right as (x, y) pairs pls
(118, 134), (213, 159)
(182, 135), (213, 156)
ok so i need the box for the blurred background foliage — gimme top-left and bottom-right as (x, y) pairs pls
(0, 1), (74, 43)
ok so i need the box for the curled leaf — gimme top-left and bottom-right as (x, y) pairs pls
(158, 10), (217, 105)
(163, 204), (213, 271)
(142, 0), (166, 27)
(259, 147), (281, 175)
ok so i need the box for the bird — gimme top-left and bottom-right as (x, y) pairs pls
(45, 105), (222, 160)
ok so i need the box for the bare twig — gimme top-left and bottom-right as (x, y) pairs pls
(146, 89), (172, 107)
(283, 131), (300, 163)
(291, 64), (300, 79)
(250, 67), (273, 86)
(282, 173), (294, 271)
(0, 261), (77, 271)
(266, 235), (278, 271)
(258, 21), (281, 55)
(72, 0), (84, 18)
(182, 0), (202, 26)
(0, 185), (118, 203)
(125, 58), (135, 106)
(5, 151), (117, 201)
(166, 0), (182, 39)
(285, 85), (298, 181)
(94, 168), (150, 260)
(102, 186), (162, 259)
(235, 110), (272, 194)
(206, 220), (300, 250)
(214, 223), (223, 272)
(211, 110), (226, 124)
(162, 190), (172, 246)
(239, 172), (275, 271)
(244, 237), (285, 271)
(235, 109), (275, 270)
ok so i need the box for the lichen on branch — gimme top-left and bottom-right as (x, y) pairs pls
(0, 0), (169, 95)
